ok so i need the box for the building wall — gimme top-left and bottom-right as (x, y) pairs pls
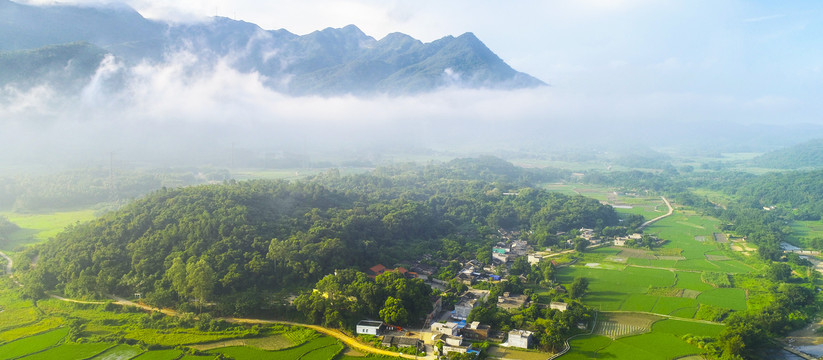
(356, 325), (380, 335)
(509, 334), (531, 348)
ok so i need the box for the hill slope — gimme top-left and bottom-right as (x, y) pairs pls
(752, 139), (823, 169)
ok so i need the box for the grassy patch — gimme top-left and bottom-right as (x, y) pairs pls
(557, 266), (675, 312)
(561, 335), (613, 360)
(0, 327), (69, 360)
(90, 344), (144, 360)
(650, 297), (699, 317)
(18, 342), (113, 360)
(697, 288), (747, 311)
(210, 336), (340, 360)
(600, 332), (703, 360)
(131, 349), (184, 360)
(620, 294), (659, 312)
(0, 318), (64, 342)
(190, 334), (294, 351)
(0, 210), (97, 252)
(701, 272), (732, 288)
(652, 320), (724, 338)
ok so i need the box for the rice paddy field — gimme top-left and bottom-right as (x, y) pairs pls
(556, 202), (760, 359)
(563, 319), (724, 359)
(0, 277), (383, 360)
(0, 209), (97, 252)
(542, 184), (667, 220)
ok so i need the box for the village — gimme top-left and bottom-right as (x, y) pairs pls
(352, 228), (649, 358)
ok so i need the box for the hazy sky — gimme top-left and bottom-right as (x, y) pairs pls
(6, 0), (823, 166)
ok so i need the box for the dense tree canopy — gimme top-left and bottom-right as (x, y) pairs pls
(23, 160), (622, 315)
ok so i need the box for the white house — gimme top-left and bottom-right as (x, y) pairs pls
(431, 322), (460, 336)
(454, 297), (477, 320)
(550, 301), (569, 312)
(508, 329), (533, 349)
(356, 320), (384, 335)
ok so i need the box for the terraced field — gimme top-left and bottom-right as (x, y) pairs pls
(594, 313), (660, 339)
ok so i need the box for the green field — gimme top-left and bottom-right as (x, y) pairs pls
(697, 288), (747, 311)
(0, 210), (97, 252)
(0, 327), (69, 360)
(210, 336), (342, 360)
(90, 344), (144, 360)
(556, 266), (675, 311)
(563, 319), (721, 359)
(131, 349), (183, 360)
(789, 220), (823, 245)
(651, 319), (724, 337)
(18, 342), (113, 360)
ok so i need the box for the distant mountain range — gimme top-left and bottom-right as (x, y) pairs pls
(0, 0), (545, 95)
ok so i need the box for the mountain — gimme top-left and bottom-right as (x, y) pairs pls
(0, 42), (107, 90)
(752, 138), (823, 169)
(0, 1), (545, 95)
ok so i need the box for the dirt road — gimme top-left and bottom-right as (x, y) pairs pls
(639, 196), (674, 229)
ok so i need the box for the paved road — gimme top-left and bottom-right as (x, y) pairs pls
(639, 196), (674, 229)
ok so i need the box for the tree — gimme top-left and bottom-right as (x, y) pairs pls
(767, 262), (791, 282)
(573, 238), (589, 252)
(570, 277), (589, 299)
(187, 258), (215, 312)
(509, 256), (530, 276)
(379, 296), (409, 325)
(167, 256), (188, 296)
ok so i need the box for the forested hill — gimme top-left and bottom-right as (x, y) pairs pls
(732, 170), (823, 220)
(24, 167), (621, 311)
(752, 138), (823, 169)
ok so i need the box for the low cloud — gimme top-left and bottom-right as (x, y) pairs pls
(1, 45), (821, 170)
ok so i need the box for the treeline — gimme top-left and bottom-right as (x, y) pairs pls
(21, 159), (623, 316)
(0, 168), (228, 212)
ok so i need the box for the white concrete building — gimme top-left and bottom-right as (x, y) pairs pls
(508, 329), (533, 349)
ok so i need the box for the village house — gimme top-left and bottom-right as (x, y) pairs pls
(508, 329), (533, 349)
(453, 290), (490, 320)
(550, 301), (569, 312)
(461, 321), (491, 340)
(527, 253), (543, 265)
(431, 321), (460, 336)
(497, 292), (529, 310)
(356, 320), (384, 335)
(456, 272), (477, 286)
(423, 296), (443, 328)
(381, 335), (423, 352)
(438, 334), (480, 356)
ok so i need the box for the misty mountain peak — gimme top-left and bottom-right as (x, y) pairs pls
(0, 1), (545, 95)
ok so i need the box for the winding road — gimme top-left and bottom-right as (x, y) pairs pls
(639, 196), (674, 229)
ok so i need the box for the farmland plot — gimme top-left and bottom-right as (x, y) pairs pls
(594, 313), (660, 339)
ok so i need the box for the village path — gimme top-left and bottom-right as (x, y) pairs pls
(105, 296), (433, 360)
(600, 310), (722, 325)
(639, 196), (673, 229)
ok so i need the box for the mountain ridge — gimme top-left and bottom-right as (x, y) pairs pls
(0, 1), (545, 96)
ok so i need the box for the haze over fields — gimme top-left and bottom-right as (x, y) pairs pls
(2, 0), (823, 168)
